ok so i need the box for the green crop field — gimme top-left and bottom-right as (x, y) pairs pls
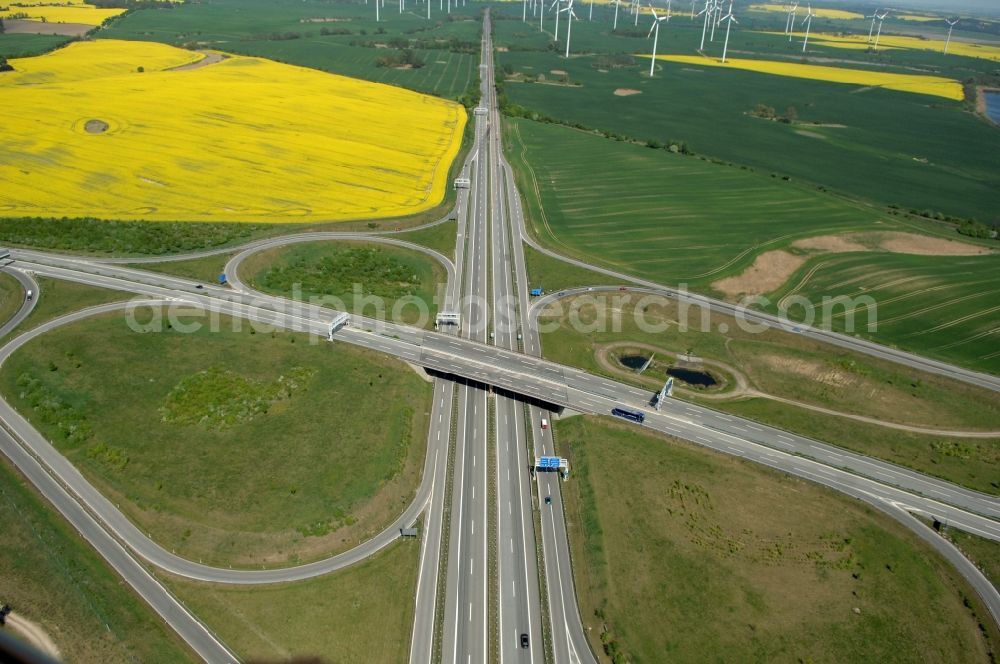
(0, 33), (71, 59)
(507, 117), (890, 286)
(491, 7), (1000, 222)
(165, 538), (418, 663)
(509, 118), (999, 372)
(769, 251), (1000, 372)
(0, 309), (432, 567)
(103, 0), (483, 100)
(558, 415), (998, 663)
(0, 458), (196, 663)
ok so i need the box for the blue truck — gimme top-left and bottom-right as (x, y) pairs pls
(612, 407), (645, 424)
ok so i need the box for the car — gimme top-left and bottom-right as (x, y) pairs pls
(540, 418), (549, 430)
(619, 287), (628, 291)
(520, 633), (529, 649)
(544, 496), (552, 505)
(195, 284), (204, 289)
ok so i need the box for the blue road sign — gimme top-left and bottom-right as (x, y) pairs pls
(218, 273), (227, 284)
(539, 456), (560, 468)
(530, 288), (543, 296)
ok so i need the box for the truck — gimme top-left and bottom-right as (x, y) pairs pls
(540, 418), (549, 430)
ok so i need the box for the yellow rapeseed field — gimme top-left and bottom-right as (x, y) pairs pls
(772, 31), (1000, 62)
(896, 14), (940, 22)
(0, 4), (126, 25)
(0, 40), (467, 223)
(748, 4), (864, 20)
(651, 55), (965, 101)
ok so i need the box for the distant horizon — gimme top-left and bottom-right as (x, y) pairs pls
(816, 0), (1000, 18)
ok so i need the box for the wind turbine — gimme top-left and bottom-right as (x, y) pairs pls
(588, 0), (593, 21)
(720, 0), (737, 63)
(376, 0), (380, 22)
(523, 0), (528, 22)
(647, 4), (670, 77)
(785, 2), (799, 36)
(801, 4), (815, 53)
(634, 0), (640, 27)
(944, 17), (959, 54)
(561, 0), (579, 57)
(866, 8), (879, 43)
(787, 2), (800, 41)
(551, 0), (563, 43)
(697, 0), (711, 50)
(710, 0), (721, 42)
(873, 10), (889, 52)
(613, 0), (621, 31)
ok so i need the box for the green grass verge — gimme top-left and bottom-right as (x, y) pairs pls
(558, 415), (998, 663)
(723, 398), (1000, 496)
(0, 278), (127, 345)
(397, 218), (459, 261)
(162, 538), (418, 663)
(536, 293), (1000, 493)
(0, 271), (24, 329)
(241, 240), (447, 329)
(0, 456), (196, 663)
(941, 527), (1000, 594)
(126, 253), (234, 285)
(0, 309), (432, 567)
(523, 243), (617, 293)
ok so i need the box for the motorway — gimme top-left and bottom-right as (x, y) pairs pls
(442, 68), (490, 664)
(1, 13), (999, 664)
(481, 18), (545, 663)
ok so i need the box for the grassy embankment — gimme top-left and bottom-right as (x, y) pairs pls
(0, 458), (196, 663)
